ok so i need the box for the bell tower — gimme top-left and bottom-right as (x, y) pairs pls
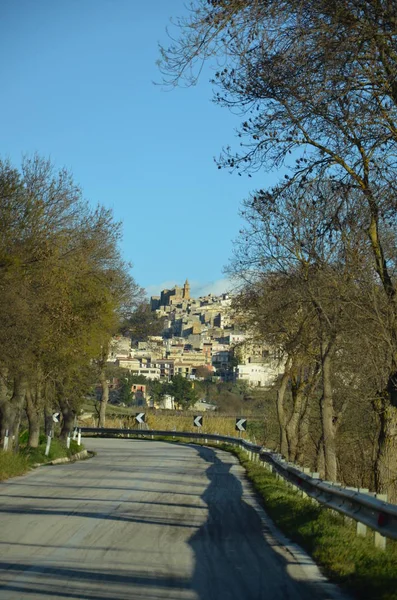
(183, 279), (190, 300)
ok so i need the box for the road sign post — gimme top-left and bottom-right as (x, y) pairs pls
(135, 413), (145, 433)
(193, 415), (203, 428)
(235, 418), (247, 437)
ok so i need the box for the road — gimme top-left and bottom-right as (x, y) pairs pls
(0, 438), (346, 600)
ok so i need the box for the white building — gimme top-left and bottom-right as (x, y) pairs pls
(117, 358), (161, 380)
(159, 394), (175, 410)
(235, 361), (282, 388)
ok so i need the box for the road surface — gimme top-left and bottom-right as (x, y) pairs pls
(0, 438), (345, 599)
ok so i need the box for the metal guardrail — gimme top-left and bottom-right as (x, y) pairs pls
(79, 426), (397, 545)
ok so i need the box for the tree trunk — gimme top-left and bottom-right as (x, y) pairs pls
(320, 345), (337, 481)
(0, 367), (9, 442)
(4, 375), (28, 452)
(286, 381), (304, 462)
(59, 399), (75, 442)
(296, 394), (311, 465)
(316, 435), (325, 477)
(276, 359), (290, 457)
(374, 394), (397, 502)
(25, 390), (41, 448)
(98, 369), (109, 428)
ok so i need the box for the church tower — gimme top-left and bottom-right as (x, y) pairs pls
(183, 279), (190, 300)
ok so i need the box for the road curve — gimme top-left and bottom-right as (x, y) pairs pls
(0, 439), (345, 600)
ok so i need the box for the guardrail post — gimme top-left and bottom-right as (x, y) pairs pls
(374, 493), (387, 549)
(355, 488), (369, 537)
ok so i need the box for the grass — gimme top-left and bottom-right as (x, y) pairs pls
(80, 400), (265, 440)
(225, 445), (397, 600)
(0, 433), (84, 482)
(0, 451), (30, 481)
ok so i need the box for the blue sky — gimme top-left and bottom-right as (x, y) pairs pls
(0, 0), (276, 298)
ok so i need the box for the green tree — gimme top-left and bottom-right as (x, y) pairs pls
(0, 156), (142, 446)
(126, 302), (165, 342)
(165, 375), (198, 409)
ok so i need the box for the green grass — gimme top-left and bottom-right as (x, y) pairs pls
(21, 437), (83, 464)
(226, 446), (397, 600)
(0, 434), (85, 482)
(0, 451), (30, 481)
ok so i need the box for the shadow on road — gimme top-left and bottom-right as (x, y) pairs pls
(188, 445), (325, 600)
(0, 441), (334, 600)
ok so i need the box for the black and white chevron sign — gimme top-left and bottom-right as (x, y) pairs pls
(135, 412), (145, 424)
(235, 418), (247, 432)
(193, 415), (203, 428)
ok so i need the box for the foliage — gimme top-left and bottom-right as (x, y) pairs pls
(0, 155), (142, 447)
(0, 450), (30, 481)
(164, 375), (198, 409)
(160, 0), (397, 497)
(125, 301), (165, 341)
(118, 372), (148, 405)
(0, 438), (84, 481)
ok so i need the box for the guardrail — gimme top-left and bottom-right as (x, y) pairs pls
(79, 426), (397, 548)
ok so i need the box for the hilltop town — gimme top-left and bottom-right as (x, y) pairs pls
(109, 280), (282, 393)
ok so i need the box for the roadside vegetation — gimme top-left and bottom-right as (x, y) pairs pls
(226, 446), (397, 600)
(0, 432), (83, 481)
(160, 1), (397, 503)
(0, 155), (144, 458)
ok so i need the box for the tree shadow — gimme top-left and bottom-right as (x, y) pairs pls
(188, 445), (331, 600)
(0, 442), (339, 600)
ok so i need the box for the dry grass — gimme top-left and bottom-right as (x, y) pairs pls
(83, 411), (252, 438)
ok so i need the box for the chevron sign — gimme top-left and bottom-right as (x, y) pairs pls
(235, 418), (247, 432)
(193, 415), (203, 428)
(135, 413), (145, 424)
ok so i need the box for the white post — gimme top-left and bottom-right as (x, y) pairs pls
(72, 428), (77, 440)
(374, 493), (387, 549)
(66, 433), (71, 449)
(356, 488), (369, 536)
(77, 428), (82, 446)
(45, 431), (52, 457)
(3, 429), (9, 451)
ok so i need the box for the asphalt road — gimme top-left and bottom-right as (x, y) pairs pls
(0, 438), (346, 600)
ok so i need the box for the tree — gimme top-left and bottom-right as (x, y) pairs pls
(160, 1), (397, 495)
(195, 365), (213, 379)
(125, 302), (165, 342)
(165, 375), (198, 409)
(0, 155), (142, 446)
(229, 180), (394, 480)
